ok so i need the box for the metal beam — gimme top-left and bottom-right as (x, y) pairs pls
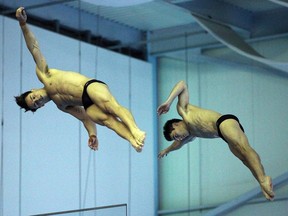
(204, 172), (288, 216)
(175, 0), (253, 31)
(190, 13), (288, 74)
(157, 195), (288, 215)
(268, 0), (288, 7)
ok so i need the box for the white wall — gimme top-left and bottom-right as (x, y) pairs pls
(157, 45), (288, 215)
(0, 17), (156, 216)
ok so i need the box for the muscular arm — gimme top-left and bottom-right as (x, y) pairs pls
(16, 7), (48, 81)
(157, 80), (189, 116)
(158, 136), (195, 159)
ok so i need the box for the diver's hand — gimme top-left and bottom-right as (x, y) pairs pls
(157, 102), (170, 116)
(158, 149), (169, 159)
(88, 135), (98, 151)
(16, 7), (27, 26)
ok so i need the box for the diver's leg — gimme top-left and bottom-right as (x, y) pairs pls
(87, 84), (146, 145)
(220, 119), (274, 200)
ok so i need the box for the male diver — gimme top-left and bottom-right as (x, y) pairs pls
(157, 80), (274, 201)
(14, 7), (145, 152)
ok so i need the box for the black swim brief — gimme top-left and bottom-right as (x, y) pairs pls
(216, 114), (245, 143)
(82, 79), (106, 110)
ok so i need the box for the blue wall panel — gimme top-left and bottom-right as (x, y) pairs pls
(2, 18), (22, 216)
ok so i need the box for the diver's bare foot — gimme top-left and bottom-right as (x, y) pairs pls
(130, 137), (143, 153)
(260, 176), (274, 201)
(135, 147), (142, 153)
(133, 129), (146, 147)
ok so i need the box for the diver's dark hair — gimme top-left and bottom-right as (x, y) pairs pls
(14, 91), (37, 113)
(163, 118), (182, 141)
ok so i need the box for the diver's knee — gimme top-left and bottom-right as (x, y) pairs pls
(106, 102), (121, 115)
